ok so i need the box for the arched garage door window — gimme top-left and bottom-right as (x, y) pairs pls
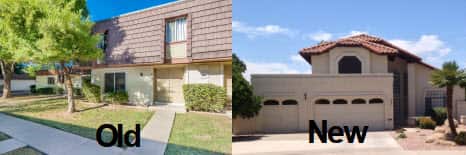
(338, 56), (361, 74)
(369, 98), (384, 104)
(282, 100), (298, 105)
(315, 99), (330, 104)
(352, 98), (366, 104)
(333, 99), (348, 104)
(264, 100), (279, 105)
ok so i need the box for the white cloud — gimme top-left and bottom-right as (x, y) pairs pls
(290, 54), (307, 64)
(307, 31), (333, 41)
(389, 35), (452, 67)
(233, 21), (295, 38)
(243, 58), (311, 81)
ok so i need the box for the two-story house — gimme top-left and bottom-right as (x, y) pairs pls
(233, 34), (466, 134)
(83, 0), (231, 105)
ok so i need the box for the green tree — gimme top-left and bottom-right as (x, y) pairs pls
(232, 54), (262, 119)
(0, 0), (44, 98)
(431, 61), (466, 137)
(35, 0), (102, 113)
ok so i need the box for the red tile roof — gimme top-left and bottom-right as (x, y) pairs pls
(299, 34), (436, 69)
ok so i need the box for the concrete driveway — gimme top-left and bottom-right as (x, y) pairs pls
(233, 131), (403, 155)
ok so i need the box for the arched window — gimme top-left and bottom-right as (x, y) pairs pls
(264, 100), (279, 105)
(315, 99), (330, 104)
(369, 98), (384, 104)
(282, 99), (298, 105)
(333, 99), (348, 104)
(352, 98), (366, 104)
(338, 56), (361, 74)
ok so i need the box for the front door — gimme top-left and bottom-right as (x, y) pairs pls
(155, 67), (185, 103)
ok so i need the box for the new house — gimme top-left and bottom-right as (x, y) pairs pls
(36, 0), (232, 105)
(233, 34), (466, 134)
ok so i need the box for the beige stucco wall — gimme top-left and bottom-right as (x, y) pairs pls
(92, 67), (154, 105)
(233, 74), (394, 134)
(186, 63), (224, 86)
(311, 47), (388, 74)
(36, 75), (59, 88)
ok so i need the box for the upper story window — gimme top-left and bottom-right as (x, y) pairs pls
(47, 77), (55, 85)
(338, 56), (361, 74)
(97, 31), (108, 51)
(166, 17), (187, 43)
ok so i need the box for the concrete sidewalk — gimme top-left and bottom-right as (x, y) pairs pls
(127, 109), (176, 155)
(0, 113), (123, 155)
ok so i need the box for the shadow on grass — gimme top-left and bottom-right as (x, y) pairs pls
(0, 99), (65, 113)
(1, 113), (226, 154)
(232, 135), (265, 142)
(77, 104), (108, 112)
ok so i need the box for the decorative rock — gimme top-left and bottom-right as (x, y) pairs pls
(425, 137), (435, 143)
(436, 139), (457, 146)
(434, 126), (446, 133)
(432, 133), (446, 140)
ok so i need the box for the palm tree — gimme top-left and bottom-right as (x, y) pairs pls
(431, 61), (466, 137)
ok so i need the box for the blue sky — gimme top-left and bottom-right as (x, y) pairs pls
(87, 0), (176, 21)
(233, 0), (466, 79)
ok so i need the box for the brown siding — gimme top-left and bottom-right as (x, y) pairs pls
(93, 0), (232, 65)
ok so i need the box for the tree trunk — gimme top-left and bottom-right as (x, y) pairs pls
(446, 86), (457, 137)
(61, 63), (75, 113)
(0, 61), (14, 99)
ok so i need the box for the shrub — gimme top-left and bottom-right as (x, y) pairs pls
(431, 107), (447, 125)
(395, 128), (407, 133)
(30, 85), (36, 94)
(455, 132), (466, 145)
(54, 86), (64, 95)
(82, 83), (101, 103)
(418, 117), (436, 129)
(104, 91), (129, 104)
(73, 88), (82, 96)
(183, 84), (227, 112)
(36, 87), (55, 94)
(397, 133), (407, 139)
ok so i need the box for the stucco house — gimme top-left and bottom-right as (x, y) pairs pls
(233, 34), (466, 134)
(70, 0), (232, 105)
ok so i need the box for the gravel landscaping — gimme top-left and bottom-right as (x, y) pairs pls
(392, 128), (466, 150)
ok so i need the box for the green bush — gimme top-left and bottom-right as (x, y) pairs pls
(54, 87), (64, 95)
(82, 83), (101, 103)
(418, 117), (436, 129)
(36, 87), (55, 94)
(30, 85), (36, 94)
(183, 84), (227, 112)
(104, 91), (129, 104)
(455, 132), (466, 145)
(73, 88), (82, 96)
(431, 107), (447, 125)
(397, 132), (407, 139)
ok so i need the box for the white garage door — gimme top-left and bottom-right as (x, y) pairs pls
(262, 99), (299, 133)
(314, 98), (385, 131)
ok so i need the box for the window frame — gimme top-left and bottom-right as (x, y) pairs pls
(165, 16), (187, 43)
(104, 72), (126, 93)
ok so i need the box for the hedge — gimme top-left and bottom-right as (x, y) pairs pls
(104, 91), (129, 104)
(183, 84), (227, 112)
(82, 82), (101, 103)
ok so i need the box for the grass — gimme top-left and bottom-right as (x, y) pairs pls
(0, 131), (10, 141)
(3, 146), (44, 155)
(165, 113), (231, 155)
(0, 98), (154, 144)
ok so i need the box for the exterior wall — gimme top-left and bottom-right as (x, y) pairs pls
(0, 80), (35, 91)
(233, 74), (394, 134)
(454, 87), (466, 120)
(36, 75), (59, 88)
(311, 47), (388, 74)
(185, 63), (224, 86)
(224, 64), (232, 100)
(413, 63), (436, 115)
(92, 67), (154, 105)
(93, 0), (232, 65)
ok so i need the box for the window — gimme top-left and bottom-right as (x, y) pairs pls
(104, 72), (126, 93)
(199, 65), (209, 79)
(338, 56), (361, 74)
(47, 77), (55, 85)
(315, 99), (330, 104)
(352, 98), (366, 104)
(282, 100), (298, 105)
(263, 100), (279, 105)
(166, 17), (186, 43)
(369, 98), (384, 104)
(333, 99), (348, 104)
(97, 31), (108, 51)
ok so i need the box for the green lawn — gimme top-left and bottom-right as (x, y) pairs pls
(0, 99), (154, 143)
(3, 146), (44, 155)
(0, 131), (10, 141)
(165, 113), (232, 155)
